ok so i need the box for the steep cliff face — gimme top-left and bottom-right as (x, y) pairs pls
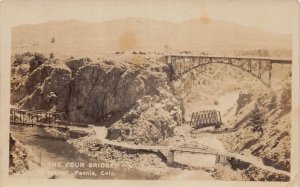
(219, 80), (291, 172)
(107, 88), (183, 144)
(11, 54), (72, 112)
(11, 53), (183, 144)
(9, 134), (29, 175)
(68, 62), (145, 123)
(24, 65), (72, 112)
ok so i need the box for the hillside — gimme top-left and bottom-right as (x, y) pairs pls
(12, 18), (292, 58)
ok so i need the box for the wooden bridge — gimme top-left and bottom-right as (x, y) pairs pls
(10, 108), (72, 130)
(190, 110), (222, 129)
(114, 143), (225, 165)
(164, 146), (227, 166)
(166, 54), (292, 87)
(93, 126), (227, 166)
(91, 127), (291, 175)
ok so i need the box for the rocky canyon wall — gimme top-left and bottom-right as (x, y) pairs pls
(11, 53), (183, 144)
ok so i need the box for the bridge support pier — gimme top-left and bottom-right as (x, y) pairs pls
(167, 150), (175, 166)
(65, 131), (71, 139)
(215, 155), (220, 164)
(215, 155), (228, 165)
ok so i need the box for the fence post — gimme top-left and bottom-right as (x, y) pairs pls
(22, 112), (25, 124)
(269, 61), (272, 88)
(167, 150), (174, 166)
(20, 110), (22, 123)
(13, 110), (16, 124)
(54, 114), (57, 125)
(39, 152), (42, 166)
(215, 154), (220, 164)
(218, 111), (222, 125)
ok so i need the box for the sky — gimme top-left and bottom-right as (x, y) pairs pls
(0, 0), (298, 34)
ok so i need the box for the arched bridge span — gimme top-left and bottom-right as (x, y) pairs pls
(166, 55), (292, 87)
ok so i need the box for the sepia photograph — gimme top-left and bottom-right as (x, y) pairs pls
(0, 0), (299, 186)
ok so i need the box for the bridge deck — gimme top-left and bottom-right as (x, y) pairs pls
(92, 126), (218, 155)
(11, 120), (69, 130)
(166, 54), (292, 64)
(166, 54), (292, 88)
(10, 108), (71, 130)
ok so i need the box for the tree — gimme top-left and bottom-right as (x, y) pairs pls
(267, 95), (277, 111)
(164, 44), (169, 50)
(249, 104), (264, 133)
(29, 53), (47, 72)
(51, 37), (56, 43)
(49, 52), (54, 59)
(280, 82), (291, 110)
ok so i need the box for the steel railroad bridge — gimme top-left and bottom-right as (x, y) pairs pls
(165, 54), (292, 87)
(190, 110), (222, 129)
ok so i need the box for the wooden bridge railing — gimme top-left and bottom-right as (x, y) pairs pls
(170, 146), (211, 154)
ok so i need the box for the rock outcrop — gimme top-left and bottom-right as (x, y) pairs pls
(220, 81), (291, 172)
(68, 62), (145, 123)
(107, 88), (183, 144)
(11, 53), (184, 144)
(9, 134), (29, 175)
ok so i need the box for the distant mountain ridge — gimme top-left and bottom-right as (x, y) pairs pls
(12, 18), (292, 57)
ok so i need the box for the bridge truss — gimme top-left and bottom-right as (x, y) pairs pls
(190, 110), (222, 129)
(166, 55), (292, 87)
(10, 108), (72, 129)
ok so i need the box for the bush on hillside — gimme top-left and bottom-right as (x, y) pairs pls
(29, 53), (47, 72)
(249, 104), (264, 133)
(280, 82), (291, 110)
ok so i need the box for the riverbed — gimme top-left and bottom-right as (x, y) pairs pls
(10, 125), (159, 179)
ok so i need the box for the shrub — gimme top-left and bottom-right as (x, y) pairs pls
(268, 95), (277, 111)
(29, 53), (47, 72)
(280, 82), (291, 110)
(249, 104), (264, 133)
(49, 52), (54, 59)
(51, 37), (55, 43)
(13, 54), (23, 65)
